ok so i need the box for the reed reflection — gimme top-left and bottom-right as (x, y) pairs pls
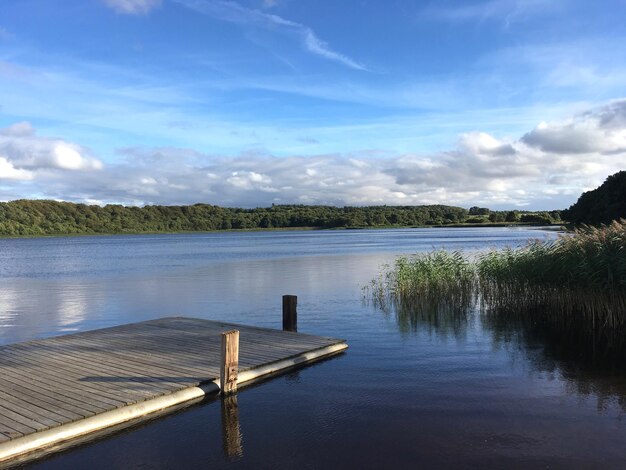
(388, 300), (471, 339)
(380, 299), (626, 411)
(483, 313), (626, 411)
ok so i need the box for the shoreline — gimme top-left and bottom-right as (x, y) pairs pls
(0, 222), (565, 240)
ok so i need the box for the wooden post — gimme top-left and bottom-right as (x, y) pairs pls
(221, 394), (243, 459)
(220, 330), (239, 394)
(282, 295), (297, 332)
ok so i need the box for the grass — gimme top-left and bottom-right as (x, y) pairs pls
(366, 220), (626, 339)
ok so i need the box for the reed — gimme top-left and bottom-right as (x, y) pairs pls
(367, 220), (626, 338)
(365, 250), (477, 315)
(478, 220), (626, 332)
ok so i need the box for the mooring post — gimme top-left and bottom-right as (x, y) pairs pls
(220, 330), (239, 394)
(282, 294), (297, 332)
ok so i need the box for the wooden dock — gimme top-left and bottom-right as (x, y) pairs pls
(0, 317), (347, 463)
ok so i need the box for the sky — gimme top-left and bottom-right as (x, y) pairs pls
(0, 0), (625, 209)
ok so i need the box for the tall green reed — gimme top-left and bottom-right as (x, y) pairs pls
(478, 220), (626, 331)
(365, 250), (477, 315)
(366, 220), (626, 338)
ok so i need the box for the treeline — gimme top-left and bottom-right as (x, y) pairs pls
(0, 200), (562, 237)
(0, 201), (466, 236)
(562, 171), (626, 225)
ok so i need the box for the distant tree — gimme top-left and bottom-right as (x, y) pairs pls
(489, 212), (506, 222)
(469, 206), (490, 216)
(520, 213), (553, 225)
(562, 171), (626, 225)
(549, 210), (562, 222)
(505, 211), (520, 222)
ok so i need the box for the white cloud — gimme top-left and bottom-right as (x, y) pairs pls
(1, 101), (625, 210)
(522, 100), (626, 154)
(0, 122), (104, 173)
(0, 157), (32, 181)
(0, 121), (34, 137)
(459, 132), (516, 156)
(227, 170), (274, 190)
(173, 0), (367, 70)
(53, 144), (103, 170)
(103, 0), (161, 14)
(301, 29), (366, 71)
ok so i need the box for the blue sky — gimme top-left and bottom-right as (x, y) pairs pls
(0, 0), (625, 208)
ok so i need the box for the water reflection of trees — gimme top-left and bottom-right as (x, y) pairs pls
(385, 301), (626, 411)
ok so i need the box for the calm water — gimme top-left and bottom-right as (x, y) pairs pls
(2, 228), (626, 469)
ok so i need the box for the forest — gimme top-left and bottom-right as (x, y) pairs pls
(0, 200), (562, 237)
(561, 171), (626, 225)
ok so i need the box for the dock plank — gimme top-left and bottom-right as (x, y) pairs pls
(0, 376), (101, 417)
(0, 317), (347, 464)
(0, 355), (140, 407)
(1, 346), (165, 399)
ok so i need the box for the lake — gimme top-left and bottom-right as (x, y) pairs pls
(2, 227), (626, 469)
